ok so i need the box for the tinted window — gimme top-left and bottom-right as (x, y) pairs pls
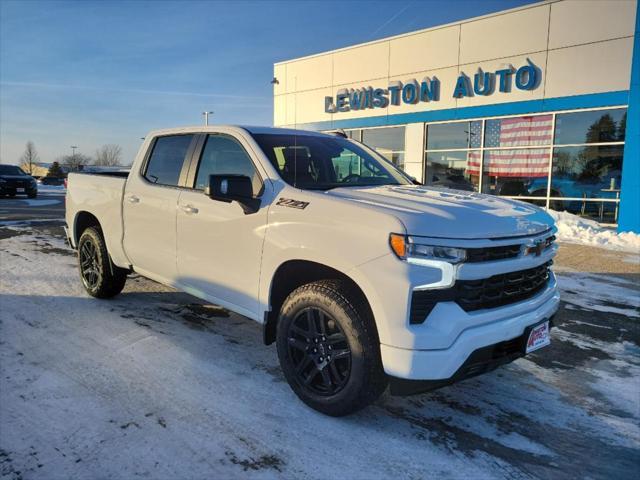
(484, 114), (553, 148)
(194, 135), (262, 194)
(554, 108), (626, 145)
(252, 133), (410, 190)
(0, 165), (26, 175)
(427, 121), (482, 150)
(144, 135), (193, 186)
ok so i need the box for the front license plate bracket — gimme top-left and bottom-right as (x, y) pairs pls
(525, 320), (551, 354)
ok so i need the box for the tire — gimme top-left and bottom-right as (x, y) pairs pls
(276, 279), (387, 416)
(77, 227), (127, 298)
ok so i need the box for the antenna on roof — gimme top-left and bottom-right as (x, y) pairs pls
(329, 129), (348, 138)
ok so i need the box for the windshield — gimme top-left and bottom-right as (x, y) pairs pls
(251, 133), (411, 190)
(0, 165), (27, 176)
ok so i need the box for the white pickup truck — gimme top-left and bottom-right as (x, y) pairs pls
(65, 126), (560, 416)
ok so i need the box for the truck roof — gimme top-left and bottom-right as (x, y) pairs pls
(144, 125), (332, 139)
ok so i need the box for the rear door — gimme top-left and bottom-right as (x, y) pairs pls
(176, 133), (271, 319)
(123, 134), (197, 283)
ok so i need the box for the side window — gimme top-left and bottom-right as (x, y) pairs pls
(194, 135), (262, 194)
(144, 135), (194, 186)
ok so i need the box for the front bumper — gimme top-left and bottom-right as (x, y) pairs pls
(389, 314), (556, 395)
(0, 183), (37, 195)
(380, 276), (560, 380)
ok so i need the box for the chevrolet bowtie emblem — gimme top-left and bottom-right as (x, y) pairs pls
(525, 240), (545, 256)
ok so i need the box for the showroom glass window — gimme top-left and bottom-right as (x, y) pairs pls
(425, 121), (482, 191)
(424, 107), (627, 224)
(551, 109), (626, 223)
(344, 127), (406, 169)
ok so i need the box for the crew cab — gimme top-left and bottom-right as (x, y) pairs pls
(65, 126), (560, 416)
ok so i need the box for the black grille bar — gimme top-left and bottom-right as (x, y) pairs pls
(466, 244), (521, 262)
(465, 236), (555, 263)
(410, 261), (552, 324)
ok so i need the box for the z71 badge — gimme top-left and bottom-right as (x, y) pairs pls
(276, 198), (309, 210)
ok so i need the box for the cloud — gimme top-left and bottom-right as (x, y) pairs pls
(369, 2), (413, 38)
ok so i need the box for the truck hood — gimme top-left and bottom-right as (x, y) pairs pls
(326, 185), (554, 239)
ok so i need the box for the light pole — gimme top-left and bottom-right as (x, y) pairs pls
(202, 111), (214, 126)
(70, 145), (78, 156)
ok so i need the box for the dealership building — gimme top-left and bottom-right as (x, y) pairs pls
(273, 0), (639, 233)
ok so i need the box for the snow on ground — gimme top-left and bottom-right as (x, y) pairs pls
(36, 184), (65, 195)
(1, 222), (639, 479)
(21, 199), (61, 207)
(555, 272), (640, 319)
(549, 210), (640, 253)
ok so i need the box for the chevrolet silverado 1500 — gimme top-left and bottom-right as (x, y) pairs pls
(65, 126), (560, 416)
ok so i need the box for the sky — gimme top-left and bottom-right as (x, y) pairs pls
(0, 0), (536, 166)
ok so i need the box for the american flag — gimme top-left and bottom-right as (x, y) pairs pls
(467, 115), (552, 178)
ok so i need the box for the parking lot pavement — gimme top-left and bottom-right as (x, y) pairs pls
(0, 186), (65, 222)
(0, 220), (638, 480)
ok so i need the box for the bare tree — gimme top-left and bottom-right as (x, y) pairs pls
(47, 161), (64, 178)
(19, 141), (40, 174)
(94, 144), (123, 166)
(59, 153), (91, 172)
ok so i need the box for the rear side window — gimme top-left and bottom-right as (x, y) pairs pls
(144, 135), (194, 186)
(194, 135), (262, 194)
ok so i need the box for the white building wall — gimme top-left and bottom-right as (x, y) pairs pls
(403, 123), (426, 181)
(273, 0), (637, 127)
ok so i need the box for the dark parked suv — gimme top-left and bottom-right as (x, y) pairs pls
(0, 165), (38, 198)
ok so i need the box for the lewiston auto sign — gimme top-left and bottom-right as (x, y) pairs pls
(324, 61), (540, 114)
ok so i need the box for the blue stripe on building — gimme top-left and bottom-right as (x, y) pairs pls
(295, 90), (630, 133)
(296, 88), (636, 234)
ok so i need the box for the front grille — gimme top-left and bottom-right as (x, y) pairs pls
(457, 261), (551, 311)
(409, 261), (552, 324)
(466, 244), (522, 262)
(465, 236), (555, 263)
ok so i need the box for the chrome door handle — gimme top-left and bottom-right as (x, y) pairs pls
(180, 204), (199, 215)
(126, 195), (140, 204)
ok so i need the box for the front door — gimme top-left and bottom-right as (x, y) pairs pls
(123, 134), (195, 284)
(176, 133), (271, 320)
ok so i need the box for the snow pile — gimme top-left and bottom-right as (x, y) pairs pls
(549, 210), (640, 253)
(37, 184), (66, 194)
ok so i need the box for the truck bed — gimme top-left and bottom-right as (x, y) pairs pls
(65, 172), (130, 267)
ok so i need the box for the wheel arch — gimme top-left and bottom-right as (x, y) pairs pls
(263, 259), (374, 346)
(73, 211), (102, 245)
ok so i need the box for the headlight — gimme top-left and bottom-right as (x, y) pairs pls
(389, 234), (467, 264)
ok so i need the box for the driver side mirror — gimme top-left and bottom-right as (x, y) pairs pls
(205, 174), (260, 214)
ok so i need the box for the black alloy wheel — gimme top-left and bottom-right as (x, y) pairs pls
(276, 280), (387, 416)
(79, 237), (102, 290)
(77, 227), (128, 298)
(287, 307), (351, 396)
